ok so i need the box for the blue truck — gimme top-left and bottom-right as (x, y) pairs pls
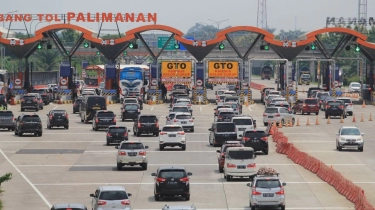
(119, 65), (148, 102)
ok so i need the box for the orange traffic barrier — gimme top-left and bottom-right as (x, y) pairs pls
(289, 119), (293, 127)
(340, 115), (344, 123)
(315, 116), (320, 125)
(278, 121), (283, 128)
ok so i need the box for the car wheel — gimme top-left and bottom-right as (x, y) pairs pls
(14, 129), (18, 135)
(106, 140), (110, 146)
(300, 109), (303, 115)
(219, 167), (224, 173)
(226, 175), (231, 181)
(263, 122), (268, 126)
(47, 124), (51, 129)
(316, 112), (319, 115)
(94, 126), (98, 131)
(141, 163), (148, 170)
(251, 206), (256, 210)
(11, 128), (14, 131)
(159, 145), (164, 151)
(38, 132), (42, 137)
(121, 118), (124, 122)
(18, 132), (22, 137)
(65, 126), (69, 129)
(81, 118), (84, 122)
(21, 108), (24, 111)
(191, 128), (194, 132)
(34, 133), (38, 136)
(73, 110), (75, 114)
(263, 149), (269, 155)
(185, 194), (190, 201)
(307, 112), (311, 115)
(325, 114), (328, 119)
(338, 145), (342, 151)
(281, 205), (285, 210)
(155, 132), (159, 137)
(359, 146), (364, 152)
(181, 145), (186, 151)
(154, 194), (160, 201)
(117, 163), (122, 171)
(136, 131), (140, 137)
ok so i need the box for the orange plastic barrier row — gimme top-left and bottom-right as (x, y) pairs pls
(269, 126), (375, 210)
(250, 82), (265, 90)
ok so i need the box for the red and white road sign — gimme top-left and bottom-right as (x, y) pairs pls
(60, 78), (67, 85)
(15, 79), (21, 85)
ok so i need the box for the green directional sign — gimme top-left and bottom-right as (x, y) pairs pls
(157, 37), (176, 50)
(83, 42), (89, 48)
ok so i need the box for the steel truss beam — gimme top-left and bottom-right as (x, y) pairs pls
(46, 31), (68, 56)
(113, 42), (130, 59)
(243, 34), (264, 59)
(331, 35), (355, 58)
(314, 36), (331, 59)
(225, 34), (242, 58)
(68, 33), (85, 57)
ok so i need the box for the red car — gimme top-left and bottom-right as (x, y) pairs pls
(216, 141), (244, 173)
(292, 98), (319, 115)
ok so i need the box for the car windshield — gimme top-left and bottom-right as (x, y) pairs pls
(125, 99), (137, 104)
(139, 116), (157, 123)
(217, 123), (236, 132)
(109, 128), (126, 133)
(338, 99), (351, 103)
(52, 111), (66, 116)
(244, 131), (267, 137)
(125, 104), (138, 110)
(233, 119), (252, 125)
(351, 83), (360, 87)
(162, 126), (183, 132)
(0, 111), (13, 116)
(268, 96), (278, 100)
(256, 180), (280, 188)
(22, 116), (41, 122)
(23, 96), (36, 100)
(265, 108), (278, 113)
(172, 107), (189, 112)
(305, 99), (318, 104)
(317, 93), (329, 97)
(301, 74), (310, 78)
(121, 143), (144, 149)
(328, 101), (342, 106)
(99, 191), (128, 200)
(341, 128), (361, 135)
(97, 112), (114, 117)
(176, 101), (189, 105)
(159, 170), (186, 179)
(227, 150), (253, 159)
(176, 115), (191, 120)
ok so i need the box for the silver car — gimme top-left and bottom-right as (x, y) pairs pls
(262, 107), (294, 126)
(115, 141), (149, 170)
(174, 99), (193, 113)
(90, 186), (132, 210)
(162, 204), (197, 210)
(337, 97), (353, 116)
(247, 174), (286, 210)
(172, 112), (194, 132)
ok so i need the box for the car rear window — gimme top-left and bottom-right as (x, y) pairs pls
(233, 119), (252, 125)
(176, 101), (190, 105)
(176, 115), (191, 119)
(338, 99), (351, 103)
(227, 150), (254, 159)
(305, 99), (318, 104)
(87, 97), (106, 109)
(317, 93), (329, 97)
(328, 101), (342, 106)
(217, 123), (236, 132)
(159, 170), (186, 179)
(219, 112), (234, 115)
(52, 111), (66, 116)
(162, 126), (183, 132)
(223, 145), (242, 152)
(121, 143), (144, 150)
(139, 116), (157, 123)
(0, 111), (13, 116)
(219, 96), (225, 100)
(226, 104), (238, 109)
(125, 104), (138, 110)
(109, 127), (126, 133)
(23, 96), (36, 100)
(256, 180), (280, 188)
(125, 99), (137, 103)
(172, 107), (189, 112)
(244, 130), (267, 137)
(99, 190), (128, 200)
(97, 112), (115, 117)
(0, 95), (5, 99)
(275, 104), (289, 108)
(265, 108), (278, 113)
(22, 116), (41, 122)
(225, 98), (239, 102)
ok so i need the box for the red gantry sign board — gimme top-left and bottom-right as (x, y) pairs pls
(0, 12), (157, 23)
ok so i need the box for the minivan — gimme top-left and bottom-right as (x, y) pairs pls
(224, 147), (256, 181)
(231, 116), (255, 139)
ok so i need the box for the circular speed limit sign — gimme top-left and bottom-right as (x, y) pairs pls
(15, 79), (21, 85)
(151, 79), (157, 86)
(61, 78), (67, 85)
(196, 79), (203, 86)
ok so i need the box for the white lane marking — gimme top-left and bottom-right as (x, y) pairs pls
(200, 106), (202, 112)
(84, 151), (216, 153)
(132, 208), (351, 210)
(0, 140), (210, 143)
(0, 132), (210, 135)
(0, 149), (52, 208)
(52, 105), (59, 110)
(282, 133), (327, 135)
(247, 106), (252, 111)
(151, 106), (154, 111)
(289, 141), (335, 143)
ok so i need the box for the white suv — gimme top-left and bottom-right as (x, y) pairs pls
(115, 141), (149, 170)
(173, 113), (195, 132)
(90, 186), (132, 210)
(159, 125), (186, 150)
(337, 97), (353, 116)
(336, 126), (364, 152)
(247, 174), (286, 210)
(231, 116), (255, 139)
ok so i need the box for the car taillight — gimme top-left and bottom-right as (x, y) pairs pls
(187, 104), (191, 106)
(97, 200), (107, 205)
(39, 99), (42, 102)
(156, 121), (159, 128)
(95, 118), (99, 123)
(319, 100), (323, 104)
(252, 189), (262, 195)
(12, 117), (14, 121)
(124, 132), (128, 137)
(326, 105), (330, 109)
(179, 177), (189, 183)
(275, 113), (280, 117)
(261, 137), (268, 141)
(138, 122), (141, 128)
(113, 118), (116, 123)
(49, 115), (52, 119)
(218, 116), (222, 119)
(339, 105), (344, 109)
(21, 99), (25, 102)
(160, 132), (167, 135)
(138, 109), (140, 112)
(139, 151), (146, 155)
(65, 114), (69, 119)
(263, 113), (267, 117)
(33, 99), (37, 102)
(73, 103), (76, 106)
(174, 119), (179, 122)
(247, 163), (256, 168)
(275, 186), (285, 195)
(349, 103), (353, 106)
(121, 200), (130, 205)
(303, 103), (306, 107)
(156, 177), (166, 184)
(243, 137), (250, 141)
(189, 119), (194, 122)
(177, 131), (185, 135)
(118, 151), (126, 156)
(107, 133), (111, 137)
(227, 163), (236, 168)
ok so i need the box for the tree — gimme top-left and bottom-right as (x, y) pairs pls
(35, 49), (62, 71)
(275, 29), (306, 40)
(0, 173), (12, 194)
(100, 34), (121, 39)
(61, 29), (80, 46)
(185, 23), (219, 40)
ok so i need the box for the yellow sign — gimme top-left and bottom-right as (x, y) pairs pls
(161, 61), (192, 78)
(208, 61), (238, 78)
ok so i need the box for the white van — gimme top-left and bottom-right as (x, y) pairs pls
(224, 147), (256, 181)
(231, 116), (255, 139)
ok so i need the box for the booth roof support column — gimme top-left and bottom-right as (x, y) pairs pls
(243, 34), (263, 59)
(225, 34), (242, 58)
(135, 33), (156, 60)
(314, 36), (331, 59)
(68, 33), (85, 57)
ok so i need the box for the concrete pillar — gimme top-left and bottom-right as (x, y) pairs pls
(309, 61), (316, 83)
(370, 61), (374, 91)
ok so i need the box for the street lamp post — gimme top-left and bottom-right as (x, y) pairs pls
(35, 21), (47, 34)
(1, 10), (18, 70)
(2, 10), (18, 27)
(208, 19), (229, 31)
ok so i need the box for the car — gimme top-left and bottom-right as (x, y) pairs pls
(174, 98), (192, 111)
(73, 97), (83, 114)
(349, 82), (361, 92)
(50, 203), (88, 210)
(224, 96), (240, 105)
(315, 92), (330, 103)
(205, 80), (214, 90)
(106, 125), (130, 145)
(31, 88), (52, 105)
(81, 91), (96, 97)
(169, 106), (190, 115)
(320, 96), (335, 111)
(152, 166), (192, 201)
(115, 140), (149, 170)
(307, 87), (323, 98)
(123, 97), (138, 105)
(224, 102), (242, 115)
(162, 204), (197, 210)
(121, 103), (140, 121)
(90, 186), (132, 210)
(92, 110), (116, 131)
(133, 115), (159, 137)
(165, 112), (179, 125)
(215, 89), (228, 104)
(260, 87), (275, 104)
(126, 95), (143, 110)
(240, 130), (269, 155)
(208, 122), (238, 147)
(14, 114), (42, 137)
(214, 105), (232, 116)
(159, 125), (186, 150)
(231, 116), (255, 139)
(169, 90), (188, 101)
(247, 173), (286, 210)
(269, 91), (281, 96)
(263, 107), (294, 126)
(216, 141), (244, 173)
(325, 100), (347, 119)
(292, 98), (319, 115)
(20, 94), (39, 111)
(46, 110), (69, 129)
(80, 96), (107, 123)
(0, 94), (8, 109)
(268, 97), (286, 107)
(268, 101), (290, 111)
(223, 147), (256, 181)
(216, 95), (227, 106)
(264, 95), (280, 107)
(0, 110), (15, 131)
(216, 110), (235, 122)
(336, 126), (364, 152)
(337, 97), (353, 116)
(27, 93), (44, 110)
(172, 113), (194, 132)
(173, 84), (189, 92)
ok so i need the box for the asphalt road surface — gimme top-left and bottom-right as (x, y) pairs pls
(1, 79), (372, 209)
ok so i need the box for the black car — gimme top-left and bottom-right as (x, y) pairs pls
(31, 88), (52, 105)
(0, 94), (7, 109)
(121, 103), (140, 121)
(307, 87), (323, 98)
(152, 166), (192, 201)
(106, 125), (130, 145)
(14, 114), (42, 137)
(73, 97), (83, 114)
(208, 122), (238, 147)
(50, 203), (87, 210)
(217, 111), (235, 122)
(92, 110), (116, 131)
(325, 100), (347, 119)
(0, 110), (15, 131)
(21, 94), (39, 111)
(46, 110), (69, 129)
(133, 115), (159, 137)
(126, 95), (143, 110)
(240, 130), (269, 155)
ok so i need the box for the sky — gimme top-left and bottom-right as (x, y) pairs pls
(0, 0), (372, 35)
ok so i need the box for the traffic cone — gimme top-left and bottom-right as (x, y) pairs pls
(362, 100), (366, 108)
(327, 116), (331, 124)
(352, 114), (356, 122)
(278, 121), (283, 128)
(296, 118), (300, 126)
(315, 116), (320, 125)
(340, 115), (344, 123)
(289, 119), (293, 127)
(360, 113), (364, 122)
(369, 113), (373, 121)
(306, 117), (310, 126)
(285, 120), (289, 127)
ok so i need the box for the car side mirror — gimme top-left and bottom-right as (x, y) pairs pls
(282, 182), (286, 186)
(246, 183), (252, 187)
(254, 154), (257, 159)
(127, 193), (132, 197)
(216, 150), (221, 153)
(145, 146), (149, 149)
(151, 173), (157, 176)
(158, 130), (161, 132)
(115, 146), (119, 149)
(120, 107), (123, 110)
(336, 133), (339, 136)
(253, 120), (256, 123)
(169, 109), (172, 112)
(193, 117), (195, 119)
(90, 194), (96, 197)
(239, 135), (243, 137)
(187, 172), (192, 176)
(362, 133), (365, 136)
(208, 128), (212, 131)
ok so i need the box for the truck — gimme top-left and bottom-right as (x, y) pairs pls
(119, 65), (149, 102)
(297, 66), (311, 85)
(261, 66), (272, 80)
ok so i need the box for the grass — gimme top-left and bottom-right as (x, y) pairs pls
(0, 200), (3, 210)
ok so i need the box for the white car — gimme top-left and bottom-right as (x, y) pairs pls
(116, 141), (149, 170)
(231, 116), (255, 139)
(337, 97), (353, 116)
(265, 94), (280, 106)
(90, 186), (132, 210)
(336, 126), (364, 152)
(175, 99), (193, 113)
(349, 82), (361, 92)
(215, 89), (228, 104)
(159, 125), (186, 151)
(81, 90), (96, 97)
(223, 147), (256, 181)
(172, 113), (194, 132)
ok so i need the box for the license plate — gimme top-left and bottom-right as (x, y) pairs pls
(92, 107), (100, 110)
(27, 101), (31, 103)
(238, 128), (246, 131)
(268, 116), (273, 118)
(263, 193), (274, 197)
(252, 139), (259, 142)
(224, 119), (230, 122)
(181, 121), (187, 124)
(309, 105), (315, 107)
(168, 181), (177, 185)
(128, 153), (137, 156)
(237, 165), (246, 169)
(169, 134), (176, 137)
(56, 119), (63, 121)
(128, 111), (134, 113)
